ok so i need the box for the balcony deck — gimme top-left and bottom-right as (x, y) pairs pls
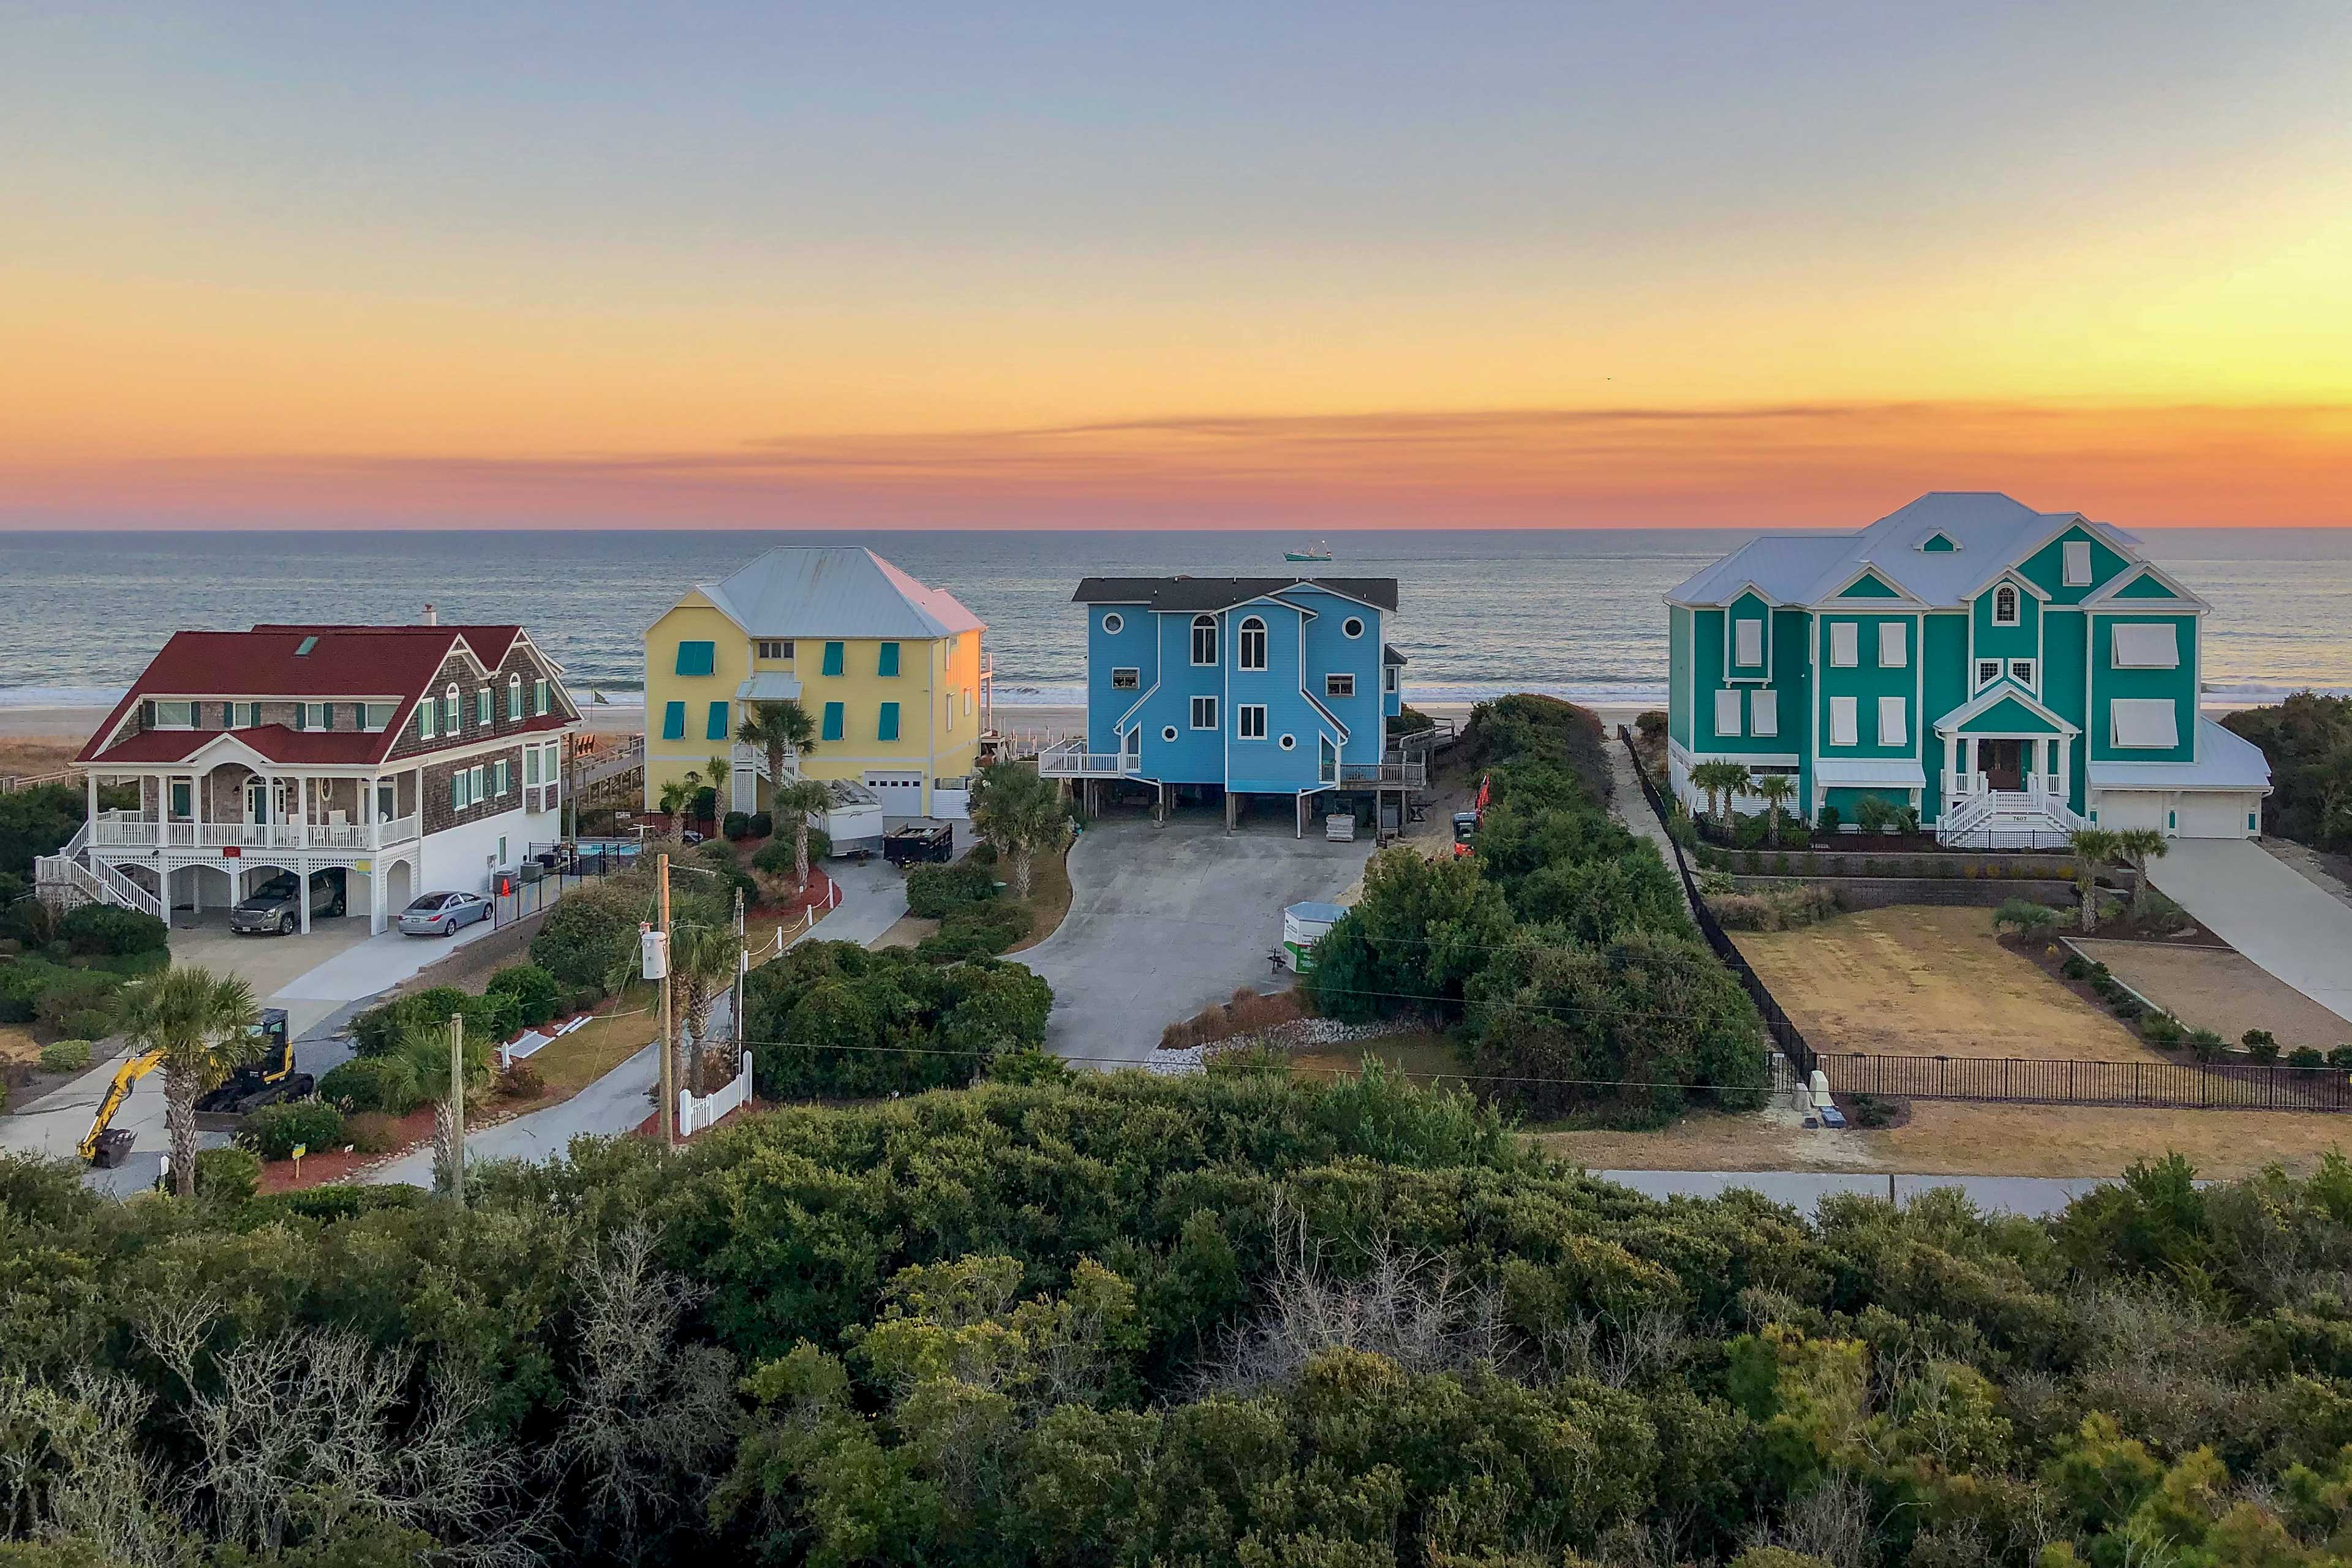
(87, 809), (422, 855)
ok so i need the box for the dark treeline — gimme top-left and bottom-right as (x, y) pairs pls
(9, 1067), (2352, 1568)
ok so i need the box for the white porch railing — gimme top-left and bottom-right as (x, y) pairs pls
(89, 811), (420, 852)
(1338, 759), (1427, 788)
(677, 1050), (753, 1137)
(1038, 740), (1135, 778)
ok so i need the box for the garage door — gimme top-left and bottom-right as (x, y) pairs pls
(864, 771), (926, 816)
(2175, 793), (2255, 839)
(2095, 791), (2166, 832)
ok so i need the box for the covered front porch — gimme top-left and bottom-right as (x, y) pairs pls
(1932, 686), (2084, 846)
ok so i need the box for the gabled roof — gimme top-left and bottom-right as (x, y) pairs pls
(697, 548), (985, 639)
(1668, 492), (2145, 609)
(75, 624), (549, 767)
(1071, 576), (1400, 613)
(1932, 683), (2079, 737)
(2081, 562), (2211, 610)
(1382, 644), (1408, 666)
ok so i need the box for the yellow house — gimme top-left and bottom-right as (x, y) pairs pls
(644, 547), (989, 820)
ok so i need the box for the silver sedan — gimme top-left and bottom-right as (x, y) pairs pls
(397, 891), (494, 937)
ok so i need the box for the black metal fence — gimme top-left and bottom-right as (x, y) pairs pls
(483, 843), (632, 930)
(1619, 726), (1817, 1080)
(1827, 1053), (2352, 1112)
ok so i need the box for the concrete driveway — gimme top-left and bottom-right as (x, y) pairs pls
(2150, 839), (2352, 1028)
(1019, 815), (1371, 1067)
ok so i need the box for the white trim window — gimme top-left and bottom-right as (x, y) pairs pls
(2111, 698), (2179, 749)
(494, 758), (511, 795)
(298, 702), (332, 730)
(1977, 660), (2002, 689)
(1190, 616), (1218, 666)
(151, 701), (195, 728)
(1876, 695), (1908, 747)
(525, 746), (541, 786)
(1237, 616), (1267, 671)
(2007, 658), (2035, 688)
(1992, 584), (2021, 626)
(1110, 667), (1140, 690)
(470, 764), (486, 804)
(1713, 688), (1744, 736)
(1733, 618), (1765, 666)
(508, 674), (523, 718)
(1877, 622), (1907, 668)
(417, 698), (437, 741)
(476, 687), (492, 726)
(1342, 617), (1364, 638)
(2111, 622), (2180, 668)
(1189, 695), (1218, 730)
(2064, 540), (2094, 587)
(1828, 695), (1859, 747)
(1237, 704), (1267, 740)
(443, 684), (462, 732)
(362, 702), (393, 732)
(1100, 614), (1123, 635)
(533, 677), (550, 715)
(1384, 666), (1398, 694)
(1829, 622), (1860, 668)
(755, 639), (793, 660)
(1749, 688), (1779, 737)
(1325, 673), (1355, 699)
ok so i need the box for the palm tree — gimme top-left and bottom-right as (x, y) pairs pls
(401, 1020), (489, 1197)
(658, 770), (701, 824)
(771, 778), (835, 889)
(1752, 774), (1797, 846)
(736, 700), (819, 812)
(117, 965), (260, 1197)
(2113, 827), (2169, 921)
(670, 922), (745, 1091)
(1687, 761), (1752, 835)
(2067, 826), (2123, 932)
(970, 761), (1069, 899)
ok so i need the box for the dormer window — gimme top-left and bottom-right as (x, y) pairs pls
(1992, 584), (2019, 625)
(1919, 533), (1960, 552)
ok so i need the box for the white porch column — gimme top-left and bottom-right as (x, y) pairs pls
(86, 771), (99, 833)
(299, 862), (312, 934)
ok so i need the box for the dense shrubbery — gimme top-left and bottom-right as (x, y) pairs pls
(742, 939), (1050, 1098)
(317, 1054), (421, 1116)
(12, 1073), (2352, 1568)
(34, 1038), (91, 1074)
(1306, 694), (1763, 1117)
(485, 962), (563, 1028)
(2226, 692), (2352, 850)
(350, 984), (518, 1055)
(57, 903), (168, 957)
(905, 858), (999, 918)
(235, 1099), (347, 1160)
(528, 880), (646, 995)
(1708, 883), (1841, 931)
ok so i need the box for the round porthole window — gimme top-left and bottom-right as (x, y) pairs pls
(1280, 734), (1296, 750)
(1102, 612), (1123, 634)
(1161, 725), (1178, 742)
(1343, 617), (1364, 638)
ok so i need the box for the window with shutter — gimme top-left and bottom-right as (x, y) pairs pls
(1828, 696), (1858, 747)
(821, 642), (845, 676)
(534, 678), (549, 715)
(878, 702), (900, 741)
(661, 701), (686, 739)
(1733, 619), (1763, 666)
(822, 702), (844, 741)
(706, 701), (730, 741)
(1876, 696), (1907, 747)
(2064, 540), (2093, 586)
(1713, 689), (1743, 736)
(878, 643), (900, 677)
(1749, 688), (1779, 737)
(1877, 622), (1906, 668)
(1829, 622), (1859, 667)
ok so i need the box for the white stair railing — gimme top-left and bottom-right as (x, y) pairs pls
(91, 859), (165, 919)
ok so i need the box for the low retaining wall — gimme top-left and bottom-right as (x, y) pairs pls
(1721, 876), (2076, 912)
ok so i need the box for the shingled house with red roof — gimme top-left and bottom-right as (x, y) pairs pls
(50, 616), (579, 933)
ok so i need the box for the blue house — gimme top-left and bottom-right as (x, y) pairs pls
(1049, 576), (1412, 830)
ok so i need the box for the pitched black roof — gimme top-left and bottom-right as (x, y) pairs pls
(1070, 576), (1399, 613)
(1382, 643), (1407, 665)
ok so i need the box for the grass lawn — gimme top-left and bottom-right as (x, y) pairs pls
(525, 986), (662, 1095)
(1287, 1030), (1469, 1090)
(1735, 905), (2160, 1062)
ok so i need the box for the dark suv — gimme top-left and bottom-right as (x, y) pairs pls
(230, 868), (347, 935)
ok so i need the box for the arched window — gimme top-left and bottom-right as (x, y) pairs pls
(508, 673), (522, 719)
(1238, 616), (1267, 671)
(1190, 615), (1218, 666)
(1994, 585), (2019, 625)
(443, 683), (462, 732)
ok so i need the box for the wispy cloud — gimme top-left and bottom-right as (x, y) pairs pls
(7, 401), (2350, 529)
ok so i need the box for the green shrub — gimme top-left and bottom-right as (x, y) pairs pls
(36, 1038), (92, 1074)
(486, 963), (563, 1027)
(2242, 1028), (2277, 1051)
(750, 811), (773, 839)
(916, 900), (1032, 962)
(59, 1009), (115, 1042)
(2288, 1046), (2327, 1073)
(745, 941), (1052, 1099)
(2242, 1033), (2280, 1064)
(2332, 1045), (2352, 1071)
(1706, 884), (1839, 932)
(723, 811), (752, 840)
(2109, 995), (2144, 1021)
(33, 968), (121, 1031)
(966, 840), (998, 866)
(2061, 954), (2093, 980)
(527, 884), (641, 995)
(905, 859), (999, 919)
(1993, 899), (2060, 936)
(317, 1055), (421, 1116)
(2188, 1027), (2228, 1062)
(1846, 1093), (1899, 1129)
(193, 1146), (262, 1202)
(237, 1100), (347, 1161)
(353, 984), (518, 1057)
(344, 1111), (404, 1153)
(1816, 804), (1841, 835)
(58, 903), (168, 957)
(2139, 1012), (2185, 1046)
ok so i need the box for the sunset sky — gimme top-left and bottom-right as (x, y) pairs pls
(5, 2), (2349, 529)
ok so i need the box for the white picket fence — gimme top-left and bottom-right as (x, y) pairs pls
(677, 1050), (753, 1137)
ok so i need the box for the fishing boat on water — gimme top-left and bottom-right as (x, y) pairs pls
(1284, 540), (1333, 562)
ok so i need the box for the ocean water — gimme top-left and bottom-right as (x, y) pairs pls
(2, 528), (2346, 711)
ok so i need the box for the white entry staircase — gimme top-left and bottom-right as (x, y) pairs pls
(1937, 782), (2086, 850)
(34, 821), (167, 920)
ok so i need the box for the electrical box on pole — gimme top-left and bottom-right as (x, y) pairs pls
(641, 927), (668, 981)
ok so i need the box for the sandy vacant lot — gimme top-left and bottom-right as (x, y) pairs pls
(2078, 940), (2352, 1047)
(1540, 1102), (2352, 1180)
(1735, 905), (2158, 1061)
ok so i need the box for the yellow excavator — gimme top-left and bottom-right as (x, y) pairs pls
(80, 1008), (304, 1168)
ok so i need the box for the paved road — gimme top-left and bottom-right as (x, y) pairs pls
(1019, 815), (1371, 1067)
(1593, 1168), (2111, 1217)
(2150, 839), (2352, 1028)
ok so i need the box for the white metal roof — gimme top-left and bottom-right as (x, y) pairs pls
(1668, 493), (2144, 609)
(2087, 718), (2272, 793)
(736, 672), (804, 701)
(1814, 758), (1928, 788)
(698, 548), (986, 639)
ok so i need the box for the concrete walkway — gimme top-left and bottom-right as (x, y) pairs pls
(1605, 739), (1694, 907)
(2149, 839), (2352, 1028)
(1594, 1168), (2110, 1218)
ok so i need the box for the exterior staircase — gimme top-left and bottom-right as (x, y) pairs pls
(1937, 786), (2086, 850)
(34, 821), (167, 919)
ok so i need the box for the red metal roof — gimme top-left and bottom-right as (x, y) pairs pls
(77, 624), (545, 767)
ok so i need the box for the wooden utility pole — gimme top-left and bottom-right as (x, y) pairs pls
(448, 1010), (466, 1208)
(658, 853), (676, 1149)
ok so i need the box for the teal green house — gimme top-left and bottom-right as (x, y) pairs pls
(1665, 492), (2271, 845)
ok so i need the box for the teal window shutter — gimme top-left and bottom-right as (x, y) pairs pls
(706, 701), (730, 740)
(662, 701), (687, 739)
(822, 641), (845, 677)
(878, 702), (900, 741)
(675, 641), (716, 677)
(878, 642), (900, 677)
(822, 701), (845, 741)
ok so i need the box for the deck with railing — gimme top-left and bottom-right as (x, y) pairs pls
(87, 809), (421, 853)
(1037, 741), (1137, 779)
